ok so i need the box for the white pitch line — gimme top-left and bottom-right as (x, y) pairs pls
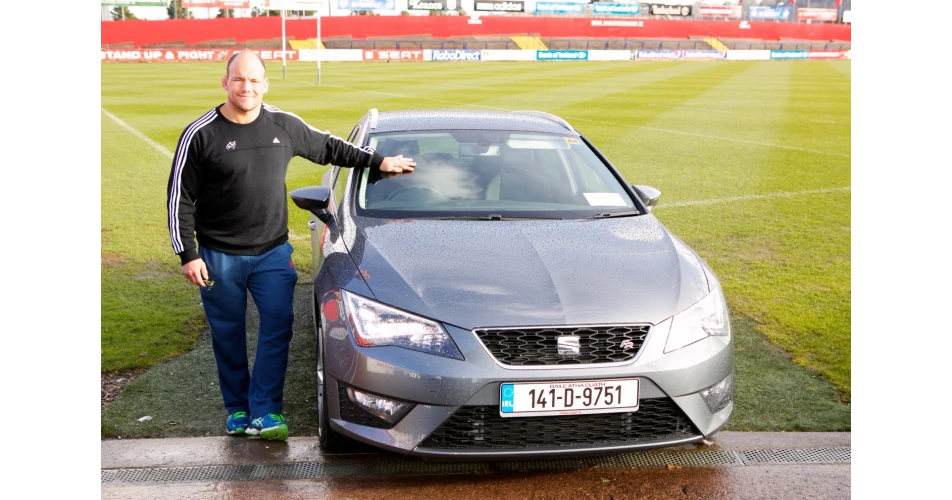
(300, 83), (849, 159)
(566, 116), (852, 159)
(102, 107), (173, 159)
(296, 81), (512, 111)
(655, 186), (851, 209)
(101, 99), (849, 211)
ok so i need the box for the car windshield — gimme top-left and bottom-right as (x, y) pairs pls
(354, 131), (638, 219)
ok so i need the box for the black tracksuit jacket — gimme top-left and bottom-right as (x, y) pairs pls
(167, 103), (383, 265)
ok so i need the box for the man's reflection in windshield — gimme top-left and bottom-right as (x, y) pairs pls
(367, 166), (414, 185)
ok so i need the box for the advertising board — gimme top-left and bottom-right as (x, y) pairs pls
(336, 0), (394, 10)
(592, 3), (640, 15)
(481, 50), (536, 61)
(797, 8), (838, 22)
(807, 51), (848, 60)
(726, 50), (770, 61)
(683, 50), (727, 60)
(474, 0), (524, 11)
(635, 50), (682, 60)
(432, 49), (482, 61)
(362, 49), (424, 61)
(748, 6), (790, 20)
(769, 50), (809, 60)
(649, 4), (691, 16)
(298, 49), (363, 62)
(265, 0), (327, 7)
(698, 5), (741, 18)
(587, 50), (632, 61)
(537, 50), (589, 60)
(182, 0), (250, 7)
(535, 2), (584, 13)
(101, 49), (298, 62)
(101, 1), (168, 5)
(407, 0), (454, 11)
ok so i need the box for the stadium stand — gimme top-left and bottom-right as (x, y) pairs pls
(321, 36), (529, 50)
(510, 35), (548, 50)
(100, 15), (852, 50)
(543, 38), (714, 50)
(239, 38), (287, 49)
(193, 38), (238, 48)
(105, 35), (850, 53)
(703, 37), (730, 51)
(140, 41), (187, 48)
(101, 17), (850, 53)
(288, 38), (326, 50)
(718, 38), (850, 50)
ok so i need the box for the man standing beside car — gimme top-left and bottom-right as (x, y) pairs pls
(166, 50), (415, 441)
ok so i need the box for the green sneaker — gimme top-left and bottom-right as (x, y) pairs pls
(251, 413), (289, 441)
(226, 411), (251, 435)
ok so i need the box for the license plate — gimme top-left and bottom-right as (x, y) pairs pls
(499, 378), (640, 417)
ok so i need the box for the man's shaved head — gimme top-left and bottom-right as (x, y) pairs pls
(220, 50), (269, 122)
(226, 50), (267, 77)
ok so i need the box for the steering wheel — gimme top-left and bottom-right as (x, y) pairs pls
(384, 186), (448, 202)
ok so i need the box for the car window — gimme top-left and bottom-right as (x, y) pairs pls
(565, 144), (622, 193)
(331, 166), (347, 211)
(328, 125), (362, 211)
(354, 131), (636, 219)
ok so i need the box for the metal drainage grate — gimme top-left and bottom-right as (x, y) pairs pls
(741, 448), (851, 465)
(102, 447), (848, 485)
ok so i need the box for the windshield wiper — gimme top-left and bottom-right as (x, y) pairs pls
(434, 214), (564, 221)
(580, 210), (641, 219)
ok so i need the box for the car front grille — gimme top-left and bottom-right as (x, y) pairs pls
(473, 325), (650, 366)
(418, 398), (698, 450)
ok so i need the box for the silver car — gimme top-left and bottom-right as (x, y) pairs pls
(290, 109), (733, 459)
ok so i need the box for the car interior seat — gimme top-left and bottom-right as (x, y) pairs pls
(465, 154), (502, 199)
(484, 148), (556, 203)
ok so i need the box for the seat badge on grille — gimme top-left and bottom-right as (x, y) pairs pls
(620, 339), (635, 350)
(557, 336), (581, 356)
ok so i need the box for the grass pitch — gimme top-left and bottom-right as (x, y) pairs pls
(101, 60), (850, 432)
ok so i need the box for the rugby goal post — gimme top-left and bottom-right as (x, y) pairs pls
(266, 0), (329, 83)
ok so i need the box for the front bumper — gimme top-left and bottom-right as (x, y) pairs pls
(322, 309), (733, 459)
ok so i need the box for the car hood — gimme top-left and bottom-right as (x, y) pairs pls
(344, 215), (710, 330)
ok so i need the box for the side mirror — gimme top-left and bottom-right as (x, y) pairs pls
(290, 186), (333, 224)
(632, 185), (661, 211)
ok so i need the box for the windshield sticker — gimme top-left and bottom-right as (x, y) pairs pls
(563, 137), (581, 145)
(583, 192), (627, 207)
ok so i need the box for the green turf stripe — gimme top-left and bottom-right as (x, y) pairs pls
(473, 61), (711, 111)
(101, 60), (851, 426)
(649, 62), (850, 400)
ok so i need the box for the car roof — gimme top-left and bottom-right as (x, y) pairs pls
(368, 109), (580, 136)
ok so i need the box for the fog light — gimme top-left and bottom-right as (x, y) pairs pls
(699, 372), (733, 413)
(346, 387), (415, 425)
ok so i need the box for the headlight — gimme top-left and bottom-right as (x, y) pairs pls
(342, 290), (464, 360)
(664, 286), (730, 353)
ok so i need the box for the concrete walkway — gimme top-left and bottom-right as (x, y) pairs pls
(102, 432), (850, 499)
